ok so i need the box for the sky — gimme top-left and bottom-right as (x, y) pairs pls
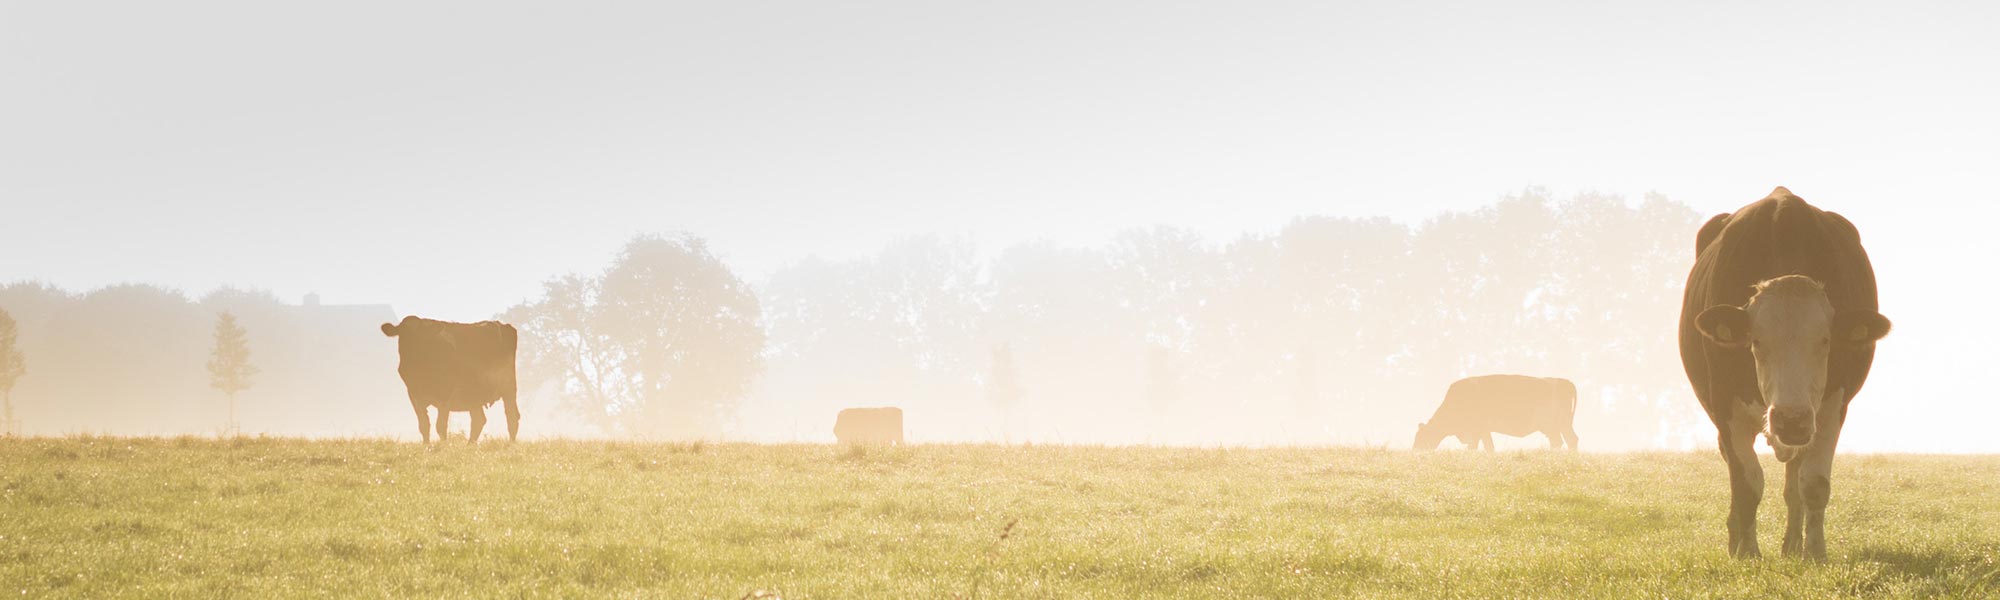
(4, 1), (1998, 449)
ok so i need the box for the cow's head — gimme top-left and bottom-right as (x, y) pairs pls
(381, 316), (456, 352)
(1696, 275), (1890, 450)
(1413, 421), (1446, 451)
(382, 316), (425, 339)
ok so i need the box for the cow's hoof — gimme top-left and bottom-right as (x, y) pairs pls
(1730, 542), (1762, 560)
(1804, 544), (1827, 563)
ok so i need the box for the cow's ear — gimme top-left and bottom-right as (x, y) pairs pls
(1696, 305), (1751, 348)
(381, 323), (399, 337)
(1832, 311), (1891, 345)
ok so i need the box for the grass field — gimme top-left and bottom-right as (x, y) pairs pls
(3, 438), (1997, 598)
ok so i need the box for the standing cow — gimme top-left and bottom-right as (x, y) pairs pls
(1680, 187), (1891, 560)
(381, 316), (521, 443)
(1414, 375), (1578, 451)
(834, 407), (904, 445)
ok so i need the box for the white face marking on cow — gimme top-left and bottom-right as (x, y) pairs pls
(1742, 276), (1836, 450)
(1698, 275), (1891, 456)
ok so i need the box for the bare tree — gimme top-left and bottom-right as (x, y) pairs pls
(0, 309), (24, 436)
(507, 234), (764, 439)
(207, 311), (258, 436)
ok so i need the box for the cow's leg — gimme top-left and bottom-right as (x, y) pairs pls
(468, 406), (487, 444)
(1545, 430), (1562, 449)
(435, 409), (451, 441)
(1782, 458), (1806, 557)
(1720, 418), (1765, 559)
(1562, 426), (1580, 451)
(1797, 392), (1847, 561)
(1480, 432), (1495, 451)
(502, 390), (520, 442)
(411, 402), (432, 444)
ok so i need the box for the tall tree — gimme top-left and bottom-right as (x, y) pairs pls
(507, 234), (765, 439)
(0, 309), (25, 435)
(207, 311), (258, 435)
(504, 274), (628, 432)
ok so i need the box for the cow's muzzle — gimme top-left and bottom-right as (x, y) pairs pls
(1769, 405), (1816, 446)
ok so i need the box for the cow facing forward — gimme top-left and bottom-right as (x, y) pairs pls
(1680, 188), (1890, 560)
(1414, 375), (1578, 451)
(381, 316), (520, 443)
(834, 407), (904, 445)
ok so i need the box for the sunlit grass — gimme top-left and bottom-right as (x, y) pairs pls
(3, 438), (1997, 598)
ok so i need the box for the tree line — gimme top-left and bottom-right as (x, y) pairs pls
(1, 189), (1706, 448)
(732, 189), (1703, 448)
(0, 285), (406, 436)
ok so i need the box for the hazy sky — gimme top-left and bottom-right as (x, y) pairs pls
(5, 2), (1999, 448)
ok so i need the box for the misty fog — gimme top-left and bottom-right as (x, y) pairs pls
(2, 189), (1718, 450)
(6, 2), (1998, 454)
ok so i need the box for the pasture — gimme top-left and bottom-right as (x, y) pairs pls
(3, 438), (1997, 598)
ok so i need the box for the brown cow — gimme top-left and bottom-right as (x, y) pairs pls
(834, 407), (904, 445)
(381, 316), (520, 443)
(1414, 375), (1578, 451)
(1680, 187), (1891, 560)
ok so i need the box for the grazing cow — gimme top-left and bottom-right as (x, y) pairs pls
(1680, 187), (1890, 560)
(1414, 375), (1578, 451)
(381, 316), (520, 443)
(833, 407), (904, 445)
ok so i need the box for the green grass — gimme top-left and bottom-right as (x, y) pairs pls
(3, 438), (1997, 598)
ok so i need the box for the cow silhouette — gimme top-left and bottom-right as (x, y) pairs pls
(834, 407), (904, 445)
(381, 316), (520, 443)
(1415, 375), (1578, 451)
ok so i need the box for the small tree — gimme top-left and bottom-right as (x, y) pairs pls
(986, 343), (1025, 442)
(207, 312), (258, 436)
(0, 309), (24, 436)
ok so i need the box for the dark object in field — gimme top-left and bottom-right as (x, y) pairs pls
(834, 407), (904, 445)
(1678, 187), (1890, 561)
(382, 316), (520, 443)
(1414, 374), (1578, 451)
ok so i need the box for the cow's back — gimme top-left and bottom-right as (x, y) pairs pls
(442, 321), (517, 410)
(1679, 189), (1880, 421)
(1431, 375), (1573, 437)
(834, 407), (904, 444)
(389, 317), (520, 411)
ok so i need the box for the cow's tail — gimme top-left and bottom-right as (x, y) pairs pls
(1565, 380), (1579, 418)
(500, 323), (521, 440)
